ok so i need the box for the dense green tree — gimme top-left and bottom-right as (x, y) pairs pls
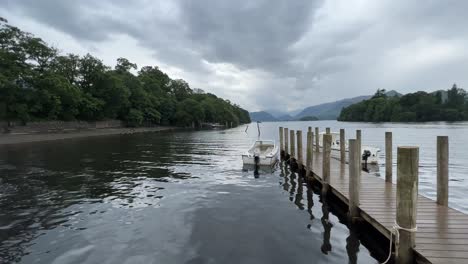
(0, 18), (250, 127)
(339, 88), (468, 122)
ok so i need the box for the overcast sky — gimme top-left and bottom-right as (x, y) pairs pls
(1, 0), (467, 112)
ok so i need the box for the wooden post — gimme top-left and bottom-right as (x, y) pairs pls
(284, 128), (289, 155)
(322, 134), (332, 195)
(315, 127), (320, 152)
(385, 132), (393, 182)
(326, 127), (331, 134)
(340, 129), (345, 163)
(356, 130), (362, 172)
(290, 130), (295, 159)
(306, 128), (313, 173)
(279, 127), (284, 152)
(437, 136), (449, 206)
(396, 146), (419, 264)
(297, 130), (303, 165)
(348, 139), (360, 219)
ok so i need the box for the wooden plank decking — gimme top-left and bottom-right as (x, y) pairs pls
(304, 153), (468, 264)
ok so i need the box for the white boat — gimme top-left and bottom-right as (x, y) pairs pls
(242, 140), (279, 166)
(318, 132), (380, 164)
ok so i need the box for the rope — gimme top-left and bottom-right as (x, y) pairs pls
(381, 221), (418, 264)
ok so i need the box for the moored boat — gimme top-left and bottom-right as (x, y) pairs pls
(242, 140), (279, 166)
(318, 132), (380, 164)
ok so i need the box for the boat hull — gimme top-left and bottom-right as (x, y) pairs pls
(242, 155), (278, 166)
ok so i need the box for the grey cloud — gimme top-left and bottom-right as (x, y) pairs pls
(2, 0), (468, 112)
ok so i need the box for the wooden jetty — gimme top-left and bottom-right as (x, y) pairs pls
(279, 127), (468, 264)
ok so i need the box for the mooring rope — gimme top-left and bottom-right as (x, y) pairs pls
(381, 221), (418, 264)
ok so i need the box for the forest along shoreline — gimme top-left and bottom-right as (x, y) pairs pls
(0, 126), (176, 145)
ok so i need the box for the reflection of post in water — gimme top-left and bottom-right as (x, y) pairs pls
(254, 155), (259, 178)
(321, 199), (333, 255)
(294, 173), (304, 210)
(289, 171), (296, 202)
(346, 225), (361, 264)
(306, 181), (314, 220)
(282, 164), (290, 192)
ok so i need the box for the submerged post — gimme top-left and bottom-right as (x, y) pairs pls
(348, 139), (360, 220)
(340, 129), (345, 163)
(437, 136), (449, 206)
(322, 134), (332, 195)
(385, 132), (393, 182)
(396, 146), (419, 264)
(315, 127), (320, 152)
(279, 127), (284, 160)
(284, 128), (289, 155)
(356, 130), (362, 172)
(297, 130), (303, 165)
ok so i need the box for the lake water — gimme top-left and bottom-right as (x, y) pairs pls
(0, 126), (381, 264)
(1, 120), (467, 263)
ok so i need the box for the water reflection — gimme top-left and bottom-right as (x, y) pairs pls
(306, 181), (315, 220)
(1, 130), (379, 264)
(346, 225), (361, 264)
(321, 199), (333, 255)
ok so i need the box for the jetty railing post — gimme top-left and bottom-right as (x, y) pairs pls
(340, 129), (345, 163)
(396, 146), (419, 264)
(297, 130), (303, 166)
(356, 130), (362, 173)
(315, 127), (320, 152)
(279, 127), (284, 155)
(437, 136), (449, 206)
(322, 134), (332, 196)
(348, 139), (360, 220)
(290, 130), (295, 160)
(385, 132), (393, 182)
(306, 127), (312, 174)
(326, 127), (331, 134)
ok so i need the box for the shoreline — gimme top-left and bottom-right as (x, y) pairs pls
(0, 126), (177, 146)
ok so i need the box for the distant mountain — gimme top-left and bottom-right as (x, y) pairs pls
(277, 114), (294, 121)
(264, 109), (302, 118)
(386, 90), (402, 97)
(249, 111), (277, 122)
(295, 95), (371, 120)
(251, 90), (402, 121)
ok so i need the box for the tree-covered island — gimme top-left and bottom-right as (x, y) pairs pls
(338, 85), (468, 122)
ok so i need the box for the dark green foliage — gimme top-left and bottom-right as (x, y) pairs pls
(0, 18), (250, 127)
(338, 87), (468, 122)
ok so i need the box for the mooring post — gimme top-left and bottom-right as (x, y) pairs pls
(315, 127), (320, 152)
(279, 127), (284, 160)
(306, 128), (313, 176)
(297, 130), (303, 165)
(437, 136), (449, 206)
(279, 127), (284, 151)
(356, 130), (362, 172)
(348, 139), (360, 220)
(290, 130), (295, 159)
(322, 134), (332, 196)
(385, 132), (393, 182)
(340, 129), (346, 163)
(326, 127), (331, 134)
(396, 146), (419, 264)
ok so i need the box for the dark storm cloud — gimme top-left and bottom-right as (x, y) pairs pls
(3, 0), (468, 111)
(178, 0), (322, 75)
